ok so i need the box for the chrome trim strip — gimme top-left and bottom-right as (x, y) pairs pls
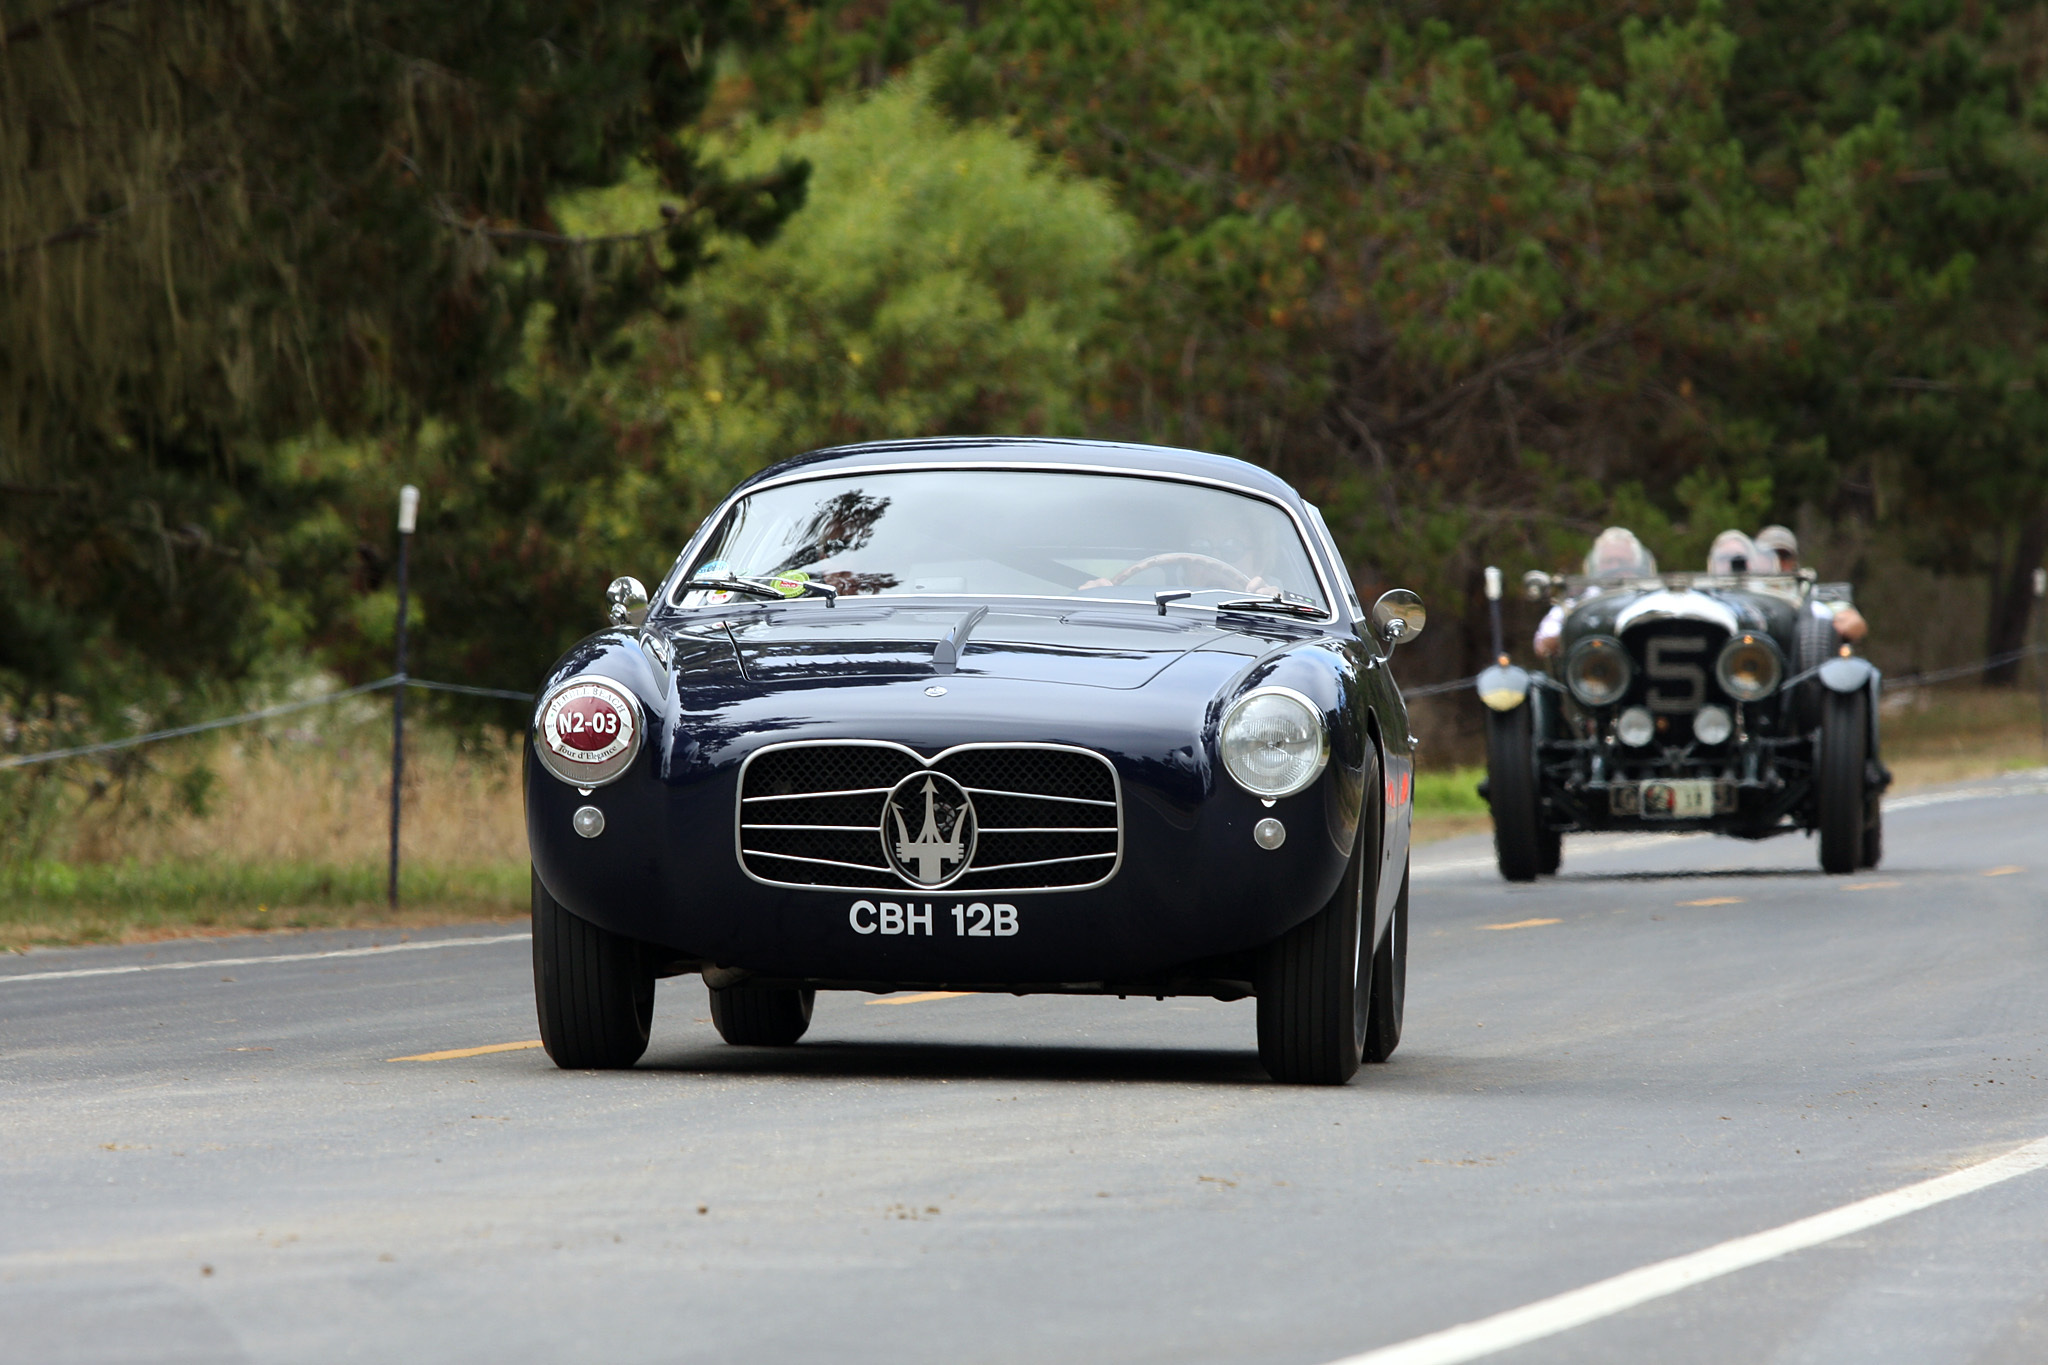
(745, 850), (893, 873)
(976, 826), (1117, 835)
(734, 738), (1124, 895)
(740, 823), (877, 832)
(743, 786), (895, 803)
(959, 785), (1117, 807)
(659, 460), (1339, 624)
(965, 852), (1119, 872)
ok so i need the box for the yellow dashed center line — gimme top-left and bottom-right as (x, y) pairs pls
(1843, 880), (1900, 891)
(867, 991), (974, 1005)
(1481, 918), (1561, 931)
(1985, 866), (2025, 877)
(1680, 897), (1746, 907)
(386, 1040), (542, 1063)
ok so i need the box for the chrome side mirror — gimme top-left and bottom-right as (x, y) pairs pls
(1370, 588), (1426, 647)
(607, 576), (649, 627)
(1522, 569), (1553, 602)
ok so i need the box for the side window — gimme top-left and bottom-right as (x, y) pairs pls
(1305, 504), (1364, 619)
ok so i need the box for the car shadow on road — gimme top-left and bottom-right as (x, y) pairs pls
(639, 1038), (1272, 1086)
(1552, 866), (1830, 883)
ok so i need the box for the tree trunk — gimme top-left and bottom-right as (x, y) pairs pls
(1985, 506), (2048, 688)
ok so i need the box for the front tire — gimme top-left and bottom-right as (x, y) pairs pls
(1257, 795), (1378, 1085)
(532, 870), (654, 1069)
(709, 985), (815, 1046)
(1362, 857), (1408, 1064)
(1817, 688), (1869, 875)
(1486, 704), (1543, 882)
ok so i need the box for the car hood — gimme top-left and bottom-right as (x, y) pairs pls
(703, 603), (1236, 690)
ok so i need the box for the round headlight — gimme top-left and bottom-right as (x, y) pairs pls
(1715, 635), (1782, 702)
(1565, 636), (1633, 707)
(1219, 688), (1329, 799)
(1692, 704), (1733, 746)
(534, 677), (643, 788)
(1616, 706), (1654, 747)
(1476, 663), (1531, 713)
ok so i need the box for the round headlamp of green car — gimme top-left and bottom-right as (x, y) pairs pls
(1565, 636), (1633, 708)
(1715, 634), (1783, 702)
(1219, 687), (1329, 799)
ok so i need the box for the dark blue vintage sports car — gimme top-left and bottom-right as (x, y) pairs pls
(525, 437), (1426, 1083)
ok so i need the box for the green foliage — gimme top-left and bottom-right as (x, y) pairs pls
(642, 77), (1132, 468)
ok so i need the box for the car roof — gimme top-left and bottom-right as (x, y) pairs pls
(732, 436), (1306, 506)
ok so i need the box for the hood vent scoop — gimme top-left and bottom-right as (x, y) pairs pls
(931, 606), (990, 676)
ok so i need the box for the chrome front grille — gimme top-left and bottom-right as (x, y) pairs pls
(737, 741), (1121, 893)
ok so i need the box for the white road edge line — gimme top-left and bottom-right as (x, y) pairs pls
(1324, 1134), (2048, 1365)
(0, 932), (532, 985)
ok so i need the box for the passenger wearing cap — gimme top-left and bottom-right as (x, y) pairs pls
(1533, 527), (1657, 658)
(1754, 524), (1867, 644)
(1706, 529), (1762, 576)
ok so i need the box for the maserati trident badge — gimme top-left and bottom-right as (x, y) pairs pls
(882, 772), (977, 887)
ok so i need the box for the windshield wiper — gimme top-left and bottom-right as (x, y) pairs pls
(1215, 594), (1324, 619)
(679, 574), (838, 607)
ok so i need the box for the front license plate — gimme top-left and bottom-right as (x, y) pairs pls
(847, 900), (1019, 937)
(1641, 779), (1715, 818)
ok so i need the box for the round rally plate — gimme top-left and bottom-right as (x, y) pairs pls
(542, 682), (637, 765)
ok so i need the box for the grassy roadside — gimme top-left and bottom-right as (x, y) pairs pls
(0, 862), (526, 953)
(5, 687), (2041, 951)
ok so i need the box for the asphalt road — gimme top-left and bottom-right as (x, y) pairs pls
(4, 770), (2047, 1365)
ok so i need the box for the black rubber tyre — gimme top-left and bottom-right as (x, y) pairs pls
(532, 870), (654, 1069)
(1257, 796), (1378, 1086)
(1362, 856), (1408, 1064)
(708, 984), (816, 1046)
(1862, 799), (1884, 870)
(1817, 688), (1868, 875)
(1537, 825), (1563, 876)
(1485, 704), (1543, 882)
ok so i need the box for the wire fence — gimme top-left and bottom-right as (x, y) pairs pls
(0, 675), (532, 772)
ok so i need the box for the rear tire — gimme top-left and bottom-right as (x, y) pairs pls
(1486, 705), (1543, 882)
(1537, 825), (1563, 876)
(1257, 804), (1377, 1085)
(1817, 689), (1868, 875)
(1862, 800), (1884, 870)
(709, 984), (815, 1046)
(532, 870), (654, 1069)
(1362, 857), (1408, 1064)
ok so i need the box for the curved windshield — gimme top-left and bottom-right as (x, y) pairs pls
(674, 469), (1328, 612)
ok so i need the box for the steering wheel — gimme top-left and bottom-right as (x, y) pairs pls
(1103, 552), (1253, 591)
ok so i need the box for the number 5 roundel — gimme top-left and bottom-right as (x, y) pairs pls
(537, 678), (641, 786)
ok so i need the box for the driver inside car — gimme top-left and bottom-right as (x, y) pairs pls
(1533, 527), (1657, 658)
(1755, 524), (1868, 644)
(1077, 529), (1286, 596)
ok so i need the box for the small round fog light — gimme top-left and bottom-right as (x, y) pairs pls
(1692, 705), (1733, 746)
(572, 805), (606, 839)
(1253, 817), (1287, 850)
(1616, 706), (1655, 748)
